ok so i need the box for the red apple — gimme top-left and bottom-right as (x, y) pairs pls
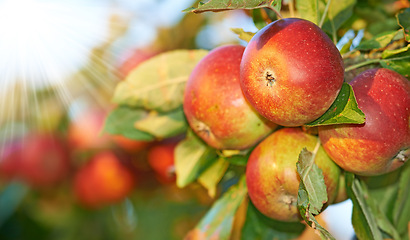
(319, 68), (410, 176)
(112, 135), (151, 154)
(0, 140), (23, 180)
(246, 128), (341, 222)
(73, 151), (136, 208)
(19, 134), (70, 187)
(183, 45), (277, 150)
(147, 141), (177, 184)
(240, 18), (344, 126)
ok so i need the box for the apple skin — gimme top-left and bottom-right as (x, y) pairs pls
(319, 68), (410, 176)
(112, 135), (151, 154)
(0, 140), (23, 180)
(19, 134), (70, 187)
(240, 18), (344, 126)
(183, 45), (277, 150)
(147, 141), (177, 184)
(246, 128), (341, 222)
(73, 151), (136, 208)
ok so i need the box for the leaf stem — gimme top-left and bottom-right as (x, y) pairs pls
(319, 0), (331, 28)
(303, 139), (322, 182)
(268, 6), (283, 19)
(345, 55), (410, 72)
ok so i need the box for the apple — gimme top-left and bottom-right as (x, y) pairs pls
(19, 134), (70, 187)
(147, 141), (177, 184)
(73, 151), (136, 208)
(240, 18), (344, 126)
(0, 140), (23, 180)
(183, 45), (277, 150)
(246, 128), (341, 222)
(112, 135), (151, 154)
(319, 68), (410, 176)
(68, 107), (112, 151)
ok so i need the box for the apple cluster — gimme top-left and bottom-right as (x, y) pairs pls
(183, 18), (410, 222)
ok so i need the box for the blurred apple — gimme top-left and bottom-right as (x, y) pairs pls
(112, 135), (151, 154)
(73, 151), (136, 208)
(147, 141), (177, 184)
(68, 107), (112, 151)
(19, 133), (70, 188)
(0, 140), (23, 180)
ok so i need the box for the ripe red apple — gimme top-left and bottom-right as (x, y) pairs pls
(240, 18), (344, 126)
(0, 140), (23, 180)
(147, 141), (177, 184)
(19, 134), (70, 187)
(183, 45), (277, 150)
(319, 68), (410, 176)
(246, 128), (341, 222)
(73, 151), (136, 208)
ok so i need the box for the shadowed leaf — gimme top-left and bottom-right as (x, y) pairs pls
(184, 0), (281, 13)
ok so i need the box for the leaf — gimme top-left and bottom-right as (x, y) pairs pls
(296, 148), (328, 215)
(305, 83), (365, 127)
(112, 49), (208, 112)
(103, 106), (155, 141)
(355, 30), (399, 51)
(296, 0), (320, 25)
(175, 132), (218, 188)
(297, 188), (335, 240)
(241, 201), (305, 240)
(197, 158), (230, 198)
(380, 50), (410, 78)
(231, 28), (256, 42)
(0, 182), (28, 227)
(397, 8), (410, 41)
(322, 0), (356, 34)
(185, 176), (247, 240)
(345, 172), (383, 240)
(393, 162), (410, 236)
(134, 107), (187, 139)
(381, 44), (410, 58)
(251, 8), (269, 30)
(184, 0), (281, 13)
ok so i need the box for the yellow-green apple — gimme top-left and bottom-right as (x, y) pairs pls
(319, 68), (410, 176)
(19, 134), (70, 188)
(183, 45), (277, 150)
(246, 128), (341, 222)
(240, 18), (344, 126)
(73, 151), (136, 208)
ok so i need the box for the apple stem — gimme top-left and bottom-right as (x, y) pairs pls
(319, 0), (332, 28)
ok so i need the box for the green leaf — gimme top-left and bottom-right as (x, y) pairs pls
(184, 0), (281, 13)
(231, 28), (255, 42)
(296, 148), (335, 240)
(0, 182), (28, 227)
(197, 158), (230, 198)
(345, 172), (383, 240)
(112, 49), (208, 112)
(393, 162), (410, 236)
(382, 44), (410, 58)
(297, 188), (335, 240)
(380, 50), (410, 78)
(134, 107), (187, 139)
(296, 148), (328, 215)
(356, 30), (399, 51)
(305, 83), (365, 127)
(296, 0), (320, 25)
(252, 9), (268, 30)
(186, 176), (247, 240)
(241, 201), (305, 240)
(175, 132), (218, 188)
(103, 106), (155, 141)
(397, 8), (410, 41)
(322, 0), (356, 35)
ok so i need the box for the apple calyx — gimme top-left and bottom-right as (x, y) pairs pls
(194, 120), (212, 138)
(394, 148), (409, 163)
(264, 70), (276, 87)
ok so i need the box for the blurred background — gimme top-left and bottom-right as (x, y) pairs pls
(4, 0), (405, 239)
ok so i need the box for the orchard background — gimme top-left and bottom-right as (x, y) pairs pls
(0, 0), (409, 240)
